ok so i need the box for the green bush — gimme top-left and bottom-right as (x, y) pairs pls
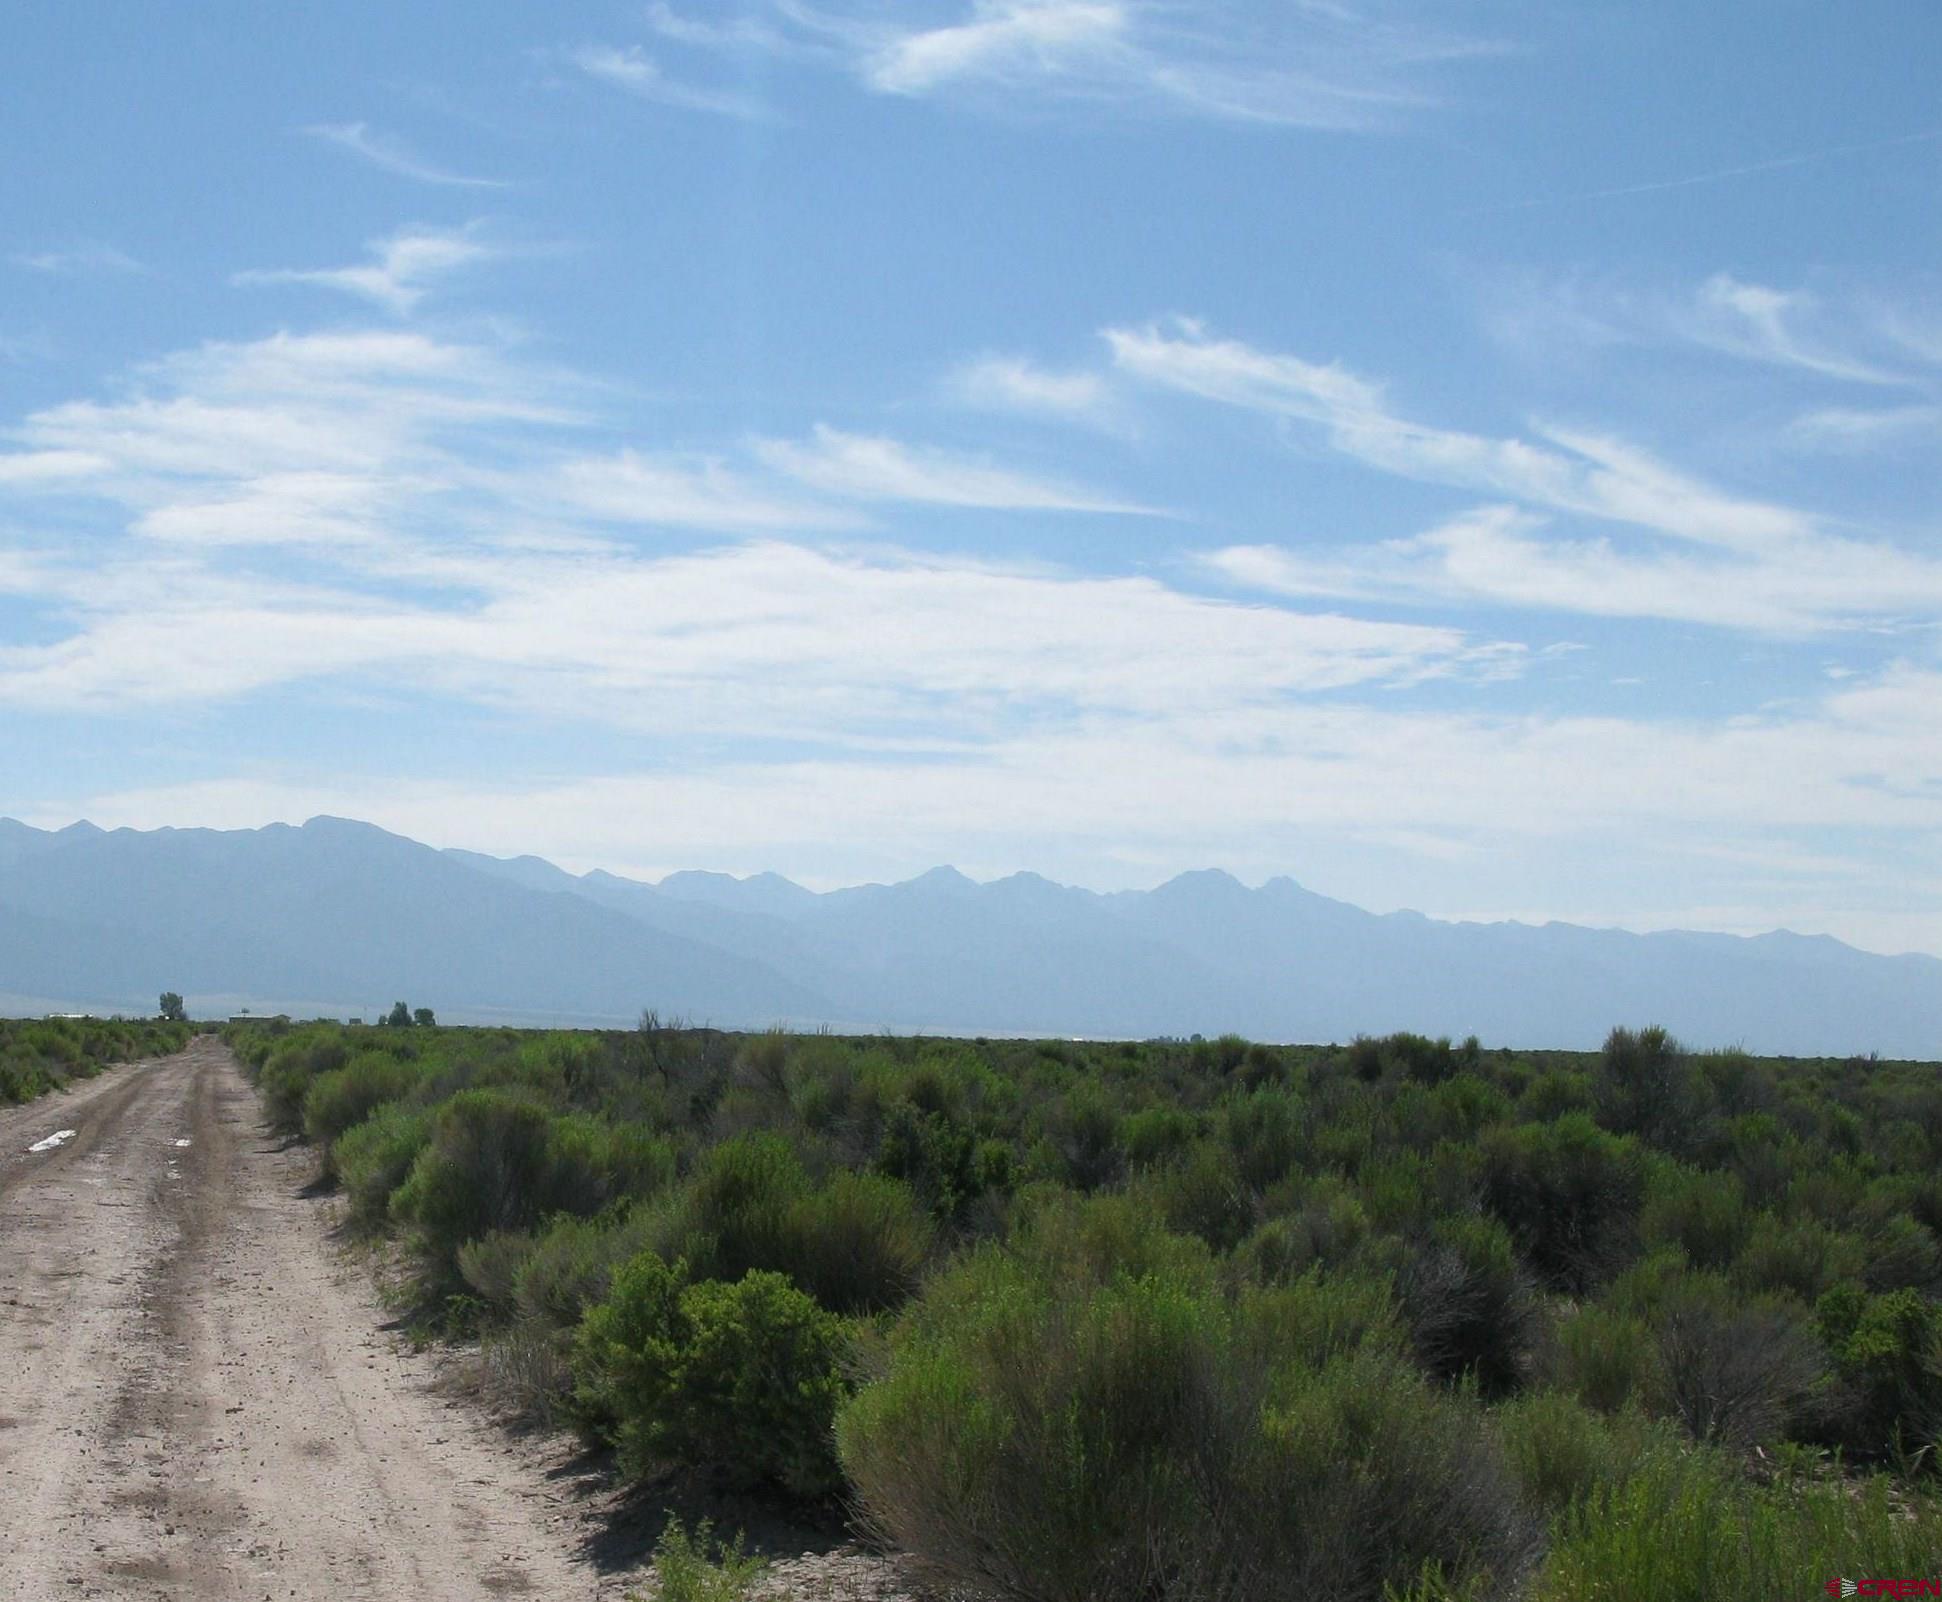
(1731, 1215), (1863, 1303)
(506, 1207), (671, 1330)
(1816, 1282), (1942, 1463)
(1594, 1025), (1696, 1148)
(1122, 1105), (1198, 1169)
(1231, 1178), (1369, 1284)
(1145, 1139), (1258, 1252)
(302, 1051), (421, 1167)
(787, 1171), (934, 1314)
(1044, 1082), (1125, 1192)
(1394, 1214), (1539, 1397)
(1639, 1163), (1748, 1270)
(392, 1091), (558, 1278)
(1479, 1114), (1643, 1293)
(1221, 1087), (1304, 1190)
(836, 1244), (1531, 1602)
(1495, 1390), (1653, 1516)
(334, 1100), (433, 1231)
(259, 1030), (351, 1134)
(1552, 1304), (1656, 1414)
(677, 1132), (810, 1281)
(542, 1115), (677, 1218)
(574, 1254), (849, 1497)
(646, 1517), (767, 1602)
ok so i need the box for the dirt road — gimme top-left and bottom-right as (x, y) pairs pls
(0, 1039), (603, 1601)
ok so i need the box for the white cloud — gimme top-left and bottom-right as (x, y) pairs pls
(1121, 320), (1942, 632)
(755, 423), (1154, 511)
(864, 1), (1127, 94)
(1790, 404), (1941, 452)
(556, 451), (861, 533)
(1480, 269), (1923, 387)
(950, 353), (1117, 424)
(7, 302), (1937, 957)
(1694, 274), (1904, 385)
(233, 225), (497, 315)
(0, 318), (1484, 728)
(568, 44), (767, 119)
(646, 3), (792, 51)
(10, 245), (144, 275)
(1207, 506), (1942, 634)
(660, 0), (1488, 129)
(303, 122), (506, 188)
(1107, 319), (1810, 551)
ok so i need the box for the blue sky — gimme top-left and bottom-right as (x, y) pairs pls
(3, 1), (1939, 956)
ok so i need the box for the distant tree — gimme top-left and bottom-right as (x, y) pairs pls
(413, 1007), (436, 1029)
(158, 991), (186, 1023)
(384, 1000), (412, 1029)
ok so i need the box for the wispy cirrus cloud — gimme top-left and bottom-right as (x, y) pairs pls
(1789, 404), (1942, 452)
(1207, 506), (1942, 634)
(949, 353), (1118, 426)
(567, 44), (769, 119)
(1110, 320), (1942, 632)
(754, 423), (1155, 511)
(10, 244), (144, 275)
(232, 224), (498, 315)
(1106, 318), (1811, 551)
(633, 0), (1494, 129)
(1481, 269), (1922, 387)
(303, 122), (507, 188)
(556, 451), (862, 534)
(1692, 274), (1906, 385)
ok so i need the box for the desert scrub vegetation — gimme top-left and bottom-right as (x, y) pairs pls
(0, 1015), (192, 1106)
(229, 1014), (1942, 1598)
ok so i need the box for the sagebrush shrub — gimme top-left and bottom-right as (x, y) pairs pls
(836, 1230), (1532, 1602)
(1731, 1215), (1862, 1304)
(787, 1170), (934, 1314)
(1395, 1214), (1539, 1397)
(1648, 1274), (1825, 1451)
(333, 1100), (432, 1232)
(1494, 1390), (1655, 1516)
(574, 1254), (849, 1497)
(1146, 1139), (1259, 1252)
(674, 1131), (809, 1281)
(1551, 1304), (1655, 1414)
(1815, 1282), (1942, 1463)
(302, 1051), (420, 1169)
(392, 1090), (558, 1278)
(1639, 1163), (1748, 1270)
(1479, 1114), (1642, 1293)
(259, 1030), (351, 1134)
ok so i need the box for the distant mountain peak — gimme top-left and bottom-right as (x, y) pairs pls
(1153, 867), (1247, 896)
(902, 865), (978, 894)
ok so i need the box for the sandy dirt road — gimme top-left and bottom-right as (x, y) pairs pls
(0, 1039), (604, 1601)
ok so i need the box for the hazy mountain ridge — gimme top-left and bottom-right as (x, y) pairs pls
(1, 816), (1936, 1054)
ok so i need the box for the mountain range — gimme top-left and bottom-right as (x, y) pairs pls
(0, 815), (1935, 1056)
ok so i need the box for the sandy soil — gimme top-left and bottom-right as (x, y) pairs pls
(0, 1041), (916, 1602)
